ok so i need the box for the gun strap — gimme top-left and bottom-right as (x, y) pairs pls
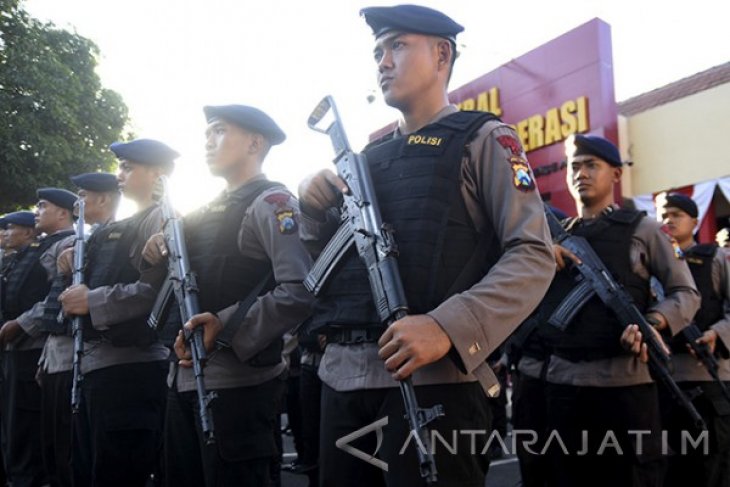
(215, 271), (274, 349)
(304, 221), (355, 296)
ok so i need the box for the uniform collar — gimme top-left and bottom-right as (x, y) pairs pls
(396, 105), (459, 136)
(225, 174), (267, 198)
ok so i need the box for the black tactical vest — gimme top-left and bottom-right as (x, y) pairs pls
(309, 110), (500, 332)
(82, 206), (157, 347)
(160, 179), (283, 364)
(539, 209), (650, 361)
(39, 272), (71, 335)
(185, 179), (280, 312)
(1, 230), (74, 321)
(685, 244), (723, 332)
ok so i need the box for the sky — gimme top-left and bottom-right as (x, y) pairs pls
(23, 0), (730, 216)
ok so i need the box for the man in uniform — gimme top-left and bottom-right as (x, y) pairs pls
(298, 5), (555, 486)
(0, 188), (77, 487)
(537, 135), (699, 487)
(142, 104), (314, 486)
(58, 140), (178, 486)
(34, 172), (119, 487)
(660, 193), (730, 487)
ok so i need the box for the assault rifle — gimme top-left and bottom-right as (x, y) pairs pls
(306, 96), (444, 484)
(70, 199), (86, 413)
(650, 277), (730, 404)
(545, 208), (707, 430)
(148, 176), (217, 444)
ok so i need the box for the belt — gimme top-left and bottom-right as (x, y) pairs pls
(326, 327), (383, 345)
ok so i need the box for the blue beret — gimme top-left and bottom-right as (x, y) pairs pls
(71, 172), (119, 193)
(109, 139), (179, 167)
(360, 4), (464, 40)
(0, 216), (5, 230)
(36, 188), (78, 212)
(2, 211), (36, 228)
(204, 105), (286, 145)
(571, 134), (622, 167)
(664, 193), (698, 218)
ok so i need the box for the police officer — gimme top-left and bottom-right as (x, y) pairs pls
(0, 188), (77, 487)
(536, 135), (699, 487)
(660, 193), (730, 487)
(59, 140), (178, 486)
(34, 172), (119, 487)
(298, 5), (555, 486)
(141, 105), (313, 486)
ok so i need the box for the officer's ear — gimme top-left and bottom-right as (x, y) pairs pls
(612, 166), (623, 184)
(249, 133), (270, 162)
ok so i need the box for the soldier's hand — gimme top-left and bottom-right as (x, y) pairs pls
(298, 169), (349, 215)
(57, 248), (74, 275)
(142, 233), (168, 266)
(377, 314), (452, 381)
(0, 320), (24, 345)
(621, 324), (670, 363)
(691, 329), (718, 356)
(553, 244), (581, 271)
(175, 312), (223, 368)
(59, 284), (90, 315)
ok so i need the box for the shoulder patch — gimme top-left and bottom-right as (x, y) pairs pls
(275, 209), (298, 235)
(508, 156), (535, 192)
(496, 135), (524, 156)
(264, 192), (292, 207)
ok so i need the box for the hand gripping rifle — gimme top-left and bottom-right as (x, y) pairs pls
(306, 96), (444, 484)
(545, 208), (707, 430)
(148, 176), (217, 444)
(650, 277), (730, 404)
(70, 199), (86, 413)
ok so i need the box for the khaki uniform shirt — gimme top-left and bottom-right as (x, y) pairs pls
(544, 212), (700, 387)
(673, 245), (730, 382)
(300, 105), (556, 397)
(82, 206), (169, 374)
(172, 179), (314, 392)
(14, 229), (75, 352)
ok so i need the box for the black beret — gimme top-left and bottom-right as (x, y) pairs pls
(71, 172), (119, 193)
(360, 4), (464, 40)
(204, 105), (286, 146)
(2, 211), (36, 228)
(109, 139), (179, 167)
(664, 193), (698, 218)
(571, 134), (622, 167)
(36, 188), (78, 212)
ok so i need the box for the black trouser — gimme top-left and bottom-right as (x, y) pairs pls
(319, 382), (491, 487)
(41, 370), (73, 487)
(163, 375), (285, 487)
(72, 361), (167, 487)
(545, 382), (666, 487)
(1, 348), (47, 487)
(300, 361), (322, 486)
(511, 372), (551, 487)
(660, 380), (730, 487)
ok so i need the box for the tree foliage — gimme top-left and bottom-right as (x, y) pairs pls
(0, 0), (128, 212)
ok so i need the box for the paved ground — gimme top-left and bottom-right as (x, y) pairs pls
(279, 421), (523, 486)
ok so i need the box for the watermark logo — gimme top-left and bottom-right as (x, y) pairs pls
(335, 416), (389, 471)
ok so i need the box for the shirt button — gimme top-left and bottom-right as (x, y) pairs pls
(468, 342), (481, 355)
